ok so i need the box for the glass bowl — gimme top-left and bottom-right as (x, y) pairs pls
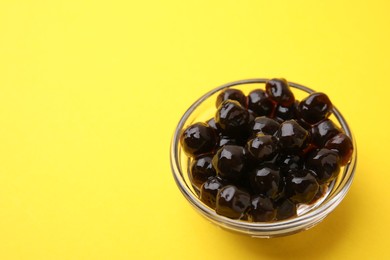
(170, 78), (357, 238)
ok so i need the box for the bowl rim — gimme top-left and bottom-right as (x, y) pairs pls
(170, 78), (357, 233)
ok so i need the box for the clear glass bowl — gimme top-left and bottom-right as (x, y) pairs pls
(170, 78), (357, 238)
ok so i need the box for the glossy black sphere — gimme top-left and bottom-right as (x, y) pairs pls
(216, 185), (251, 219)
(206, 117), (219, 131)
(276, 120), (309, 152)
(325, 133), (353, 166)
(180, 122), (217, 157)
(246, 134), (279, 162)
(215, 100), (249, 136)
(217, 135), (239, 148)
(200, 176), (225, 209)
(247, 89), (275, 117)
(189, 154), (216, 189)
(276, 154), (303, 172)
(305, 148), (341, 184)
(250, 116), (280, 136)
(248, 195), (276, 222)
(298, 92), (333, 124)
(249, 164), (281, 199)
(265, 78), (295, 106)
(274, 100), (298, 122)
(310, 119), (341, 147)
(284, 169), (319, 203)
(212, 145), (247, 181)
(216, 88), (247, 108)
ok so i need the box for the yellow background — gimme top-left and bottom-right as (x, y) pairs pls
(0, 1), (389, 259)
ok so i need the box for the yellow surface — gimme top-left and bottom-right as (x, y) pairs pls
(0, 1), (389, 259)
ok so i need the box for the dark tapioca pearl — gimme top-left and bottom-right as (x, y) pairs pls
(274, 100), (298, 122)
(246, 134), (279, 162)
(310, 119), (341, 147)
(276, 154), (303, 172)
(215, 100), (249, 136)
(298, 92), (333, 125)
(247, 89), (275, 117)
(180, 122), (217, 157)
(274, 198), (297, 221)
(189, 154), (216, 189)
(276, 120), (309, 152)
(325, 133), (354, 166)
(249, 164), (281, 199)
(217, 135), (239, 148)
(250, 116), (280, 137)
(216, 88), (247, 108)
(284, 169), (319, 204)
(265, 78), (295, 106)
(305, 148), (341, 184)
(200, 176), (226, 209)
(248, 195), (276, 222)
(206, 117), (219, 131)
(212, 145), (247, 181)
(216, 185), (251, 219)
